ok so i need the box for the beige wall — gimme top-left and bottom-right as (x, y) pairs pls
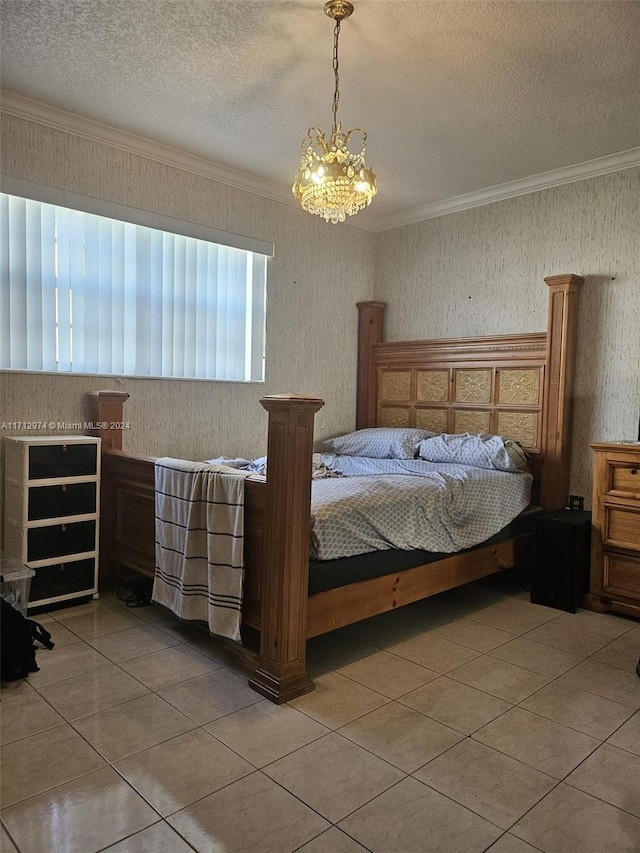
(374, 169), (640, 502)
(0, 115), (376, 546)
(1, 113), (638, 515)
(0, 115), (375, 464)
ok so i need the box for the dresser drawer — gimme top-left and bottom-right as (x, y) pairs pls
(28, 442), (98, 480)
(603, 552), (640, 598)
(27, 520), (97, 563)
(610, 463), (640, 497)
(27, 481), (98, 520)
(30, 558), (97, 603)
(605, 506), (640, 550)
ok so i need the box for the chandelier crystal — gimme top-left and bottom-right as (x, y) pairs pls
(292, 0), (377, 224)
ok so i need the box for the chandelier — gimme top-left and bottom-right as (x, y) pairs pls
(292, 0), (377, 224)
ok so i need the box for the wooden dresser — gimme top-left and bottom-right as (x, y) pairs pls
(585, 442), (640, 618)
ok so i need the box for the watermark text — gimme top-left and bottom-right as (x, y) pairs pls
(1, 421), (130, 431)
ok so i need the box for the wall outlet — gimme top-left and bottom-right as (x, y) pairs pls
(568, 494), (585, 511)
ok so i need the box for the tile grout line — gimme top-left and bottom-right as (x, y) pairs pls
(3, 589), (638, 851)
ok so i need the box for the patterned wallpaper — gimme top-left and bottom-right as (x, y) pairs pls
(0, 115), (375, 541)
(375, 169), (640, 502)
(1, 113), (638, 516)
(0, 114), (375, 463)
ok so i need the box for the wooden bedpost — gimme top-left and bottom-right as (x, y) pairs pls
(356, 301), (386, 429)
(86, 390), (130, 451)
(249, 393), (324, 704)
(541, 274), (584, 510)
(86, 390), (131, 589)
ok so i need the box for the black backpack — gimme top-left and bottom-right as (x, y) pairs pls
(0, 598), (55, 682)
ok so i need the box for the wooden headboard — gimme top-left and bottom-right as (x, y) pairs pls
(356, 274), (583, 511)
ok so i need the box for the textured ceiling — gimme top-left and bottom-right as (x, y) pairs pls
(1, 0), (639, 228)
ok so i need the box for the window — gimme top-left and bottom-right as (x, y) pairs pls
(0, 186), (271, 381)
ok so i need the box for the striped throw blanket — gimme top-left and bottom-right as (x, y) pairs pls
(153, 457), (252, 642)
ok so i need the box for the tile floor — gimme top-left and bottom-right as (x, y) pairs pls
(1, 571), (640, 853)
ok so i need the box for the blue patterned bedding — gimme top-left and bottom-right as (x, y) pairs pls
(205, 453), (533, 562)
(310, 455), (533, 560)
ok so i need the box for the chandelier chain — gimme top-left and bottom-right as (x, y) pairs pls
(332, 20), (340, 133)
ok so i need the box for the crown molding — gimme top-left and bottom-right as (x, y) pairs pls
(2, 90), (638, 234)
(0, 90), (301, 211)
(371, 147), (640, 232)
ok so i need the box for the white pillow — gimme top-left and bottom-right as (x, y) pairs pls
(418, 433), (530, 472)
(323, 427), (434, 459)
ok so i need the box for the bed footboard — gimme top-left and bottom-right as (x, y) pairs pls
(88, 390), (324, 704)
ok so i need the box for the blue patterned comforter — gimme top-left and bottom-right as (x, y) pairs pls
(310, 455), (532, 560)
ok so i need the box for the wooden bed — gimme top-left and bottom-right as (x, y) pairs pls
(87, 273), (582, 703)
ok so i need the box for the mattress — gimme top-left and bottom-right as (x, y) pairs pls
(308, 504), (539, 594)
(310, 456), (533, 561)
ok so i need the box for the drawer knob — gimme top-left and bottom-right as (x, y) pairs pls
(631, 469), (638, 476)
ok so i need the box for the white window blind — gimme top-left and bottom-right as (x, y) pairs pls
(0, 192), (268, 381)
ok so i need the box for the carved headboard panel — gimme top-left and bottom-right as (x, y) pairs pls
(376, 334), (546, 453)
(356, 275), (583, 511)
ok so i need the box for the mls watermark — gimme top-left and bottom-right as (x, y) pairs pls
(0, 421), (130, 431)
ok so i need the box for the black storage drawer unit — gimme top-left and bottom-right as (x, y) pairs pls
(30, 559), (96, 601)
(28, 482), (97, 520)
(28, 442), (98, 480)
(27, 520), (97, 562)
(531, 509), (591, 612)
(3, 434), (100, 607)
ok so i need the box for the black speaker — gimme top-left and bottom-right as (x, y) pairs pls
(531, 509), (591, 613)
